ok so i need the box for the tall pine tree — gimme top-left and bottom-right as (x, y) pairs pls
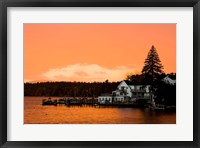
(142, 45), (164, 84)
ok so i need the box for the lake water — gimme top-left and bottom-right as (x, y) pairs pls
(24, 96), (176, 124)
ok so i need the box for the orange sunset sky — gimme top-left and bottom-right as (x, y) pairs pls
(24, 24), (176, 83)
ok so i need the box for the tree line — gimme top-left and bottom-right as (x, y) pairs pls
(24, 81), (119, 97)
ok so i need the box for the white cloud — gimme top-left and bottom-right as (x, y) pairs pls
(41, 63), (134, 82)
(24, 79), (33, 83)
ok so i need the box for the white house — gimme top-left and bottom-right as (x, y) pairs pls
(162, 76), (176, 85)
(112, 80), (151, 100)
(112, 80), (132, 97)
(97, 80), (151, 104)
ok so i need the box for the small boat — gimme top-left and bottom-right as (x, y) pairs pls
(58, 98), (66, 104)
(65, 98), (83, 106)
(42, 98), (57, 106)
(149, 104), (165, 110)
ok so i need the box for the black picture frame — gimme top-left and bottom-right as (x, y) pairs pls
(0, 0), (199, 147)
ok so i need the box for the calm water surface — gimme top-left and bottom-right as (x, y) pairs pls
(24, 97), (176, 124)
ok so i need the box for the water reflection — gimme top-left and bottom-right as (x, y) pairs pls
(24, 97), (176, 124)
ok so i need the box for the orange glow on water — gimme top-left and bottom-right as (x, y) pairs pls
(24, 97), (176, 124)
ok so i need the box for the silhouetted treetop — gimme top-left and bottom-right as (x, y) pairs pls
(142, 45), (164, 83)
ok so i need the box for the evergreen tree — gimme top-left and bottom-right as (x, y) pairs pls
(142, 45), (164, 83)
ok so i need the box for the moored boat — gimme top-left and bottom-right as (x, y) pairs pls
(65, 98), (83, 106)
(42, 98), (57, 106)
(148, 104), (165, 110)
(58, 98), (66, 104)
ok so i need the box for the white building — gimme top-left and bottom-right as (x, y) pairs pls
(113, 96), (125, 102)
(97, 94), (112, 104)
(112, 80), (132, 97)
(162, 76), (176, 85)
(112, 80), (151, 100)
(97, 80), (151, 104)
